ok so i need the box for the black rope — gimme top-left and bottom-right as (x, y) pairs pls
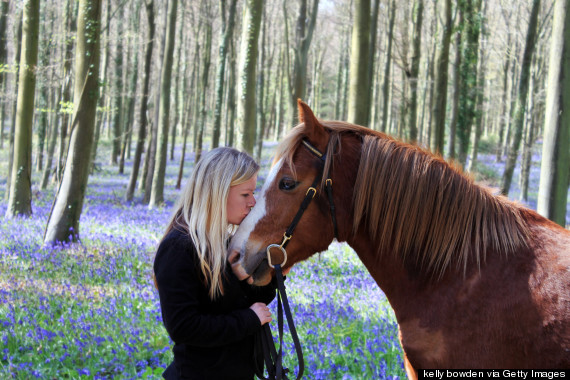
(253, 264), (304, 380)
(253, 137), (339, 379)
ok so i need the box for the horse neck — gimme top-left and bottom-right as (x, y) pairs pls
(350, 134), (530, 280)
(346, 230), (422, 312)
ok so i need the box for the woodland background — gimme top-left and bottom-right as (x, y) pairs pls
(1, 0), (570, 239)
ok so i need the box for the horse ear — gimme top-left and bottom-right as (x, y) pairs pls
(297, 99), (327, 146)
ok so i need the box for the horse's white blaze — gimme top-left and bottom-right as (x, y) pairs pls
(231, 158), (284, 253)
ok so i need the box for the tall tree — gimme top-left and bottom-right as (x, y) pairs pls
(0, 0), (8, 149)
(0, 0), (9, 106)
(519, 54), (541, 201)
(56, 0), (76, 183)
(44, 0), (101, 243)
(466, 0), (488, 173)
(195, 2), (213, 163)
(407, 0), (424, 142)
(126, 0), (155, 202)
(6, 11), (23, 201)
(288, 0), (319, 124)
(110, 6), (124, 165)
(381, 0), (397, 132)
(149, 0), (178, 208)
(212, 0), (238, 149)
(500, 0), (541, 195)
(367, 0), (380, 127)
(255, 12), (267, 162)
(5, 0), (40, 218)
(430, 0), (453, 154)
(236, 0), (264, 155)
(537, 0), (570, 227)
(118, 7), (140, 175)
(347, 0), (371, 126)
(447, 23), (462, 159)
(456, 0), (482, 167)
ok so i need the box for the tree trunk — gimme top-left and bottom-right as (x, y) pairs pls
(169, 5), (185, 162)
(407, 0), (424, 143)
(212, 0), (238, 149)
(36, 34), (52, 172)
(0, 80), (6, 150)
(195, 20), (212, 163)
(496, 25), (512, 162)
(6, 0), (40, 218)
(119, 32), (139, 175)
(456, 0), (482, 167)
(255, 13), (267, 162)
(177, 15), (199, 189)
(519, 61), (538, 202)
(40, 90), (59, 190)
(381, 0), (396, 132)
(334, 30), (346, 121)
(537, 0), (570, 227)
(149, 0), (178, 208)
(143, 0), (171, 202)
(467, 0), (488, 173)
(366, 0), (380, 127)
(347, 0), (371, 126)
(226, 38), (237, 146)
(0, 0), (10, 149)
(91, 0), (110, 172)
(236, 0), (264, 155)
(126, 0), (155, 202)
(274, 46), (285, 141)
(500, 0), (541, 195)
(44, 0), (101, 243)
(341, 26), (350, 121)
(6, 10), (22, 201)
(447, 25), (462, 159)
(56, 0), (76, 183)
(111, 7), (124, 165)
(430, 0), (452, 154)
(289, 0), (319, 124)
(0, 0), (8, 90)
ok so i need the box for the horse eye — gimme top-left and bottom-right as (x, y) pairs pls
(279, 178), (298, 191)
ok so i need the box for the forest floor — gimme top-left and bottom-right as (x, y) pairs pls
(0, 136), (567, 379)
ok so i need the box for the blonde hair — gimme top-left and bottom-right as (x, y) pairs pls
(163, 147), (259, 300)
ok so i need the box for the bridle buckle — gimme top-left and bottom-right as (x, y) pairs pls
(266, 244), (287, 268)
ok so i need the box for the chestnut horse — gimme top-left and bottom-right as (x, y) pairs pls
(229, 101), (570, 375)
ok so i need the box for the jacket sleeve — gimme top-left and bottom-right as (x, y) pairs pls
(241, 277), (278, 306)
(154, 236), (261, 348)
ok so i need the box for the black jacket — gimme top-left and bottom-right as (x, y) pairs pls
(153, 228), (276, 380)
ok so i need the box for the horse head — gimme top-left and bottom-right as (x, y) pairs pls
(229, 100), (356, 285)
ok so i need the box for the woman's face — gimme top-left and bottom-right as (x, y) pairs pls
(227, 175), (257, 225)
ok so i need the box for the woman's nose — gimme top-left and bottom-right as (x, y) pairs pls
(249, 197), (256, 207)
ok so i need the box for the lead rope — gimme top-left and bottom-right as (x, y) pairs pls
(253, 138), (338, 380)
(253, 263), (304, 380)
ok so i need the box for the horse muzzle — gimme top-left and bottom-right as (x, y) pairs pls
(229, 248), (274, 286)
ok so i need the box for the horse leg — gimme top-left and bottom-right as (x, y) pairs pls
(399, 327), (418, 380)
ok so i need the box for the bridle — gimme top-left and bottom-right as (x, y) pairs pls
(265, 138), (339, 269)
(254, 138), (338, 380)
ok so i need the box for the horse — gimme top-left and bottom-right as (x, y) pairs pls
(229, 100), (570, 376)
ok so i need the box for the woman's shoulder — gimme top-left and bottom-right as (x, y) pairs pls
(154, 228), (197, 267)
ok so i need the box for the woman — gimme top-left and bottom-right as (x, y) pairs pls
(154, 147), (276, 380)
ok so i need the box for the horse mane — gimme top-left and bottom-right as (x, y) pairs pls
(275, 121), (530, 278)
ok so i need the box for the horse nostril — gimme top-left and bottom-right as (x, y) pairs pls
(228, 250), (241, 264)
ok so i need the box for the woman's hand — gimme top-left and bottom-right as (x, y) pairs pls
(250, 302), (272, 325)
